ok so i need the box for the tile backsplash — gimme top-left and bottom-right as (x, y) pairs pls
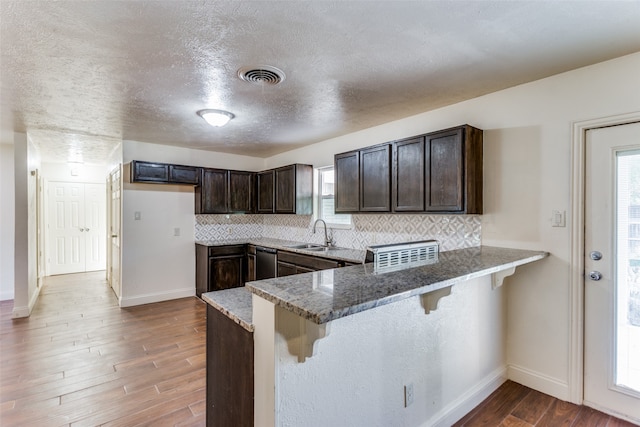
(195, 214), (480, 251)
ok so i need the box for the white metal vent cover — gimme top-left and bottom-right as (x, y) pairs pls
(366, 240), (438, 273)
(237, 65), (286, 85)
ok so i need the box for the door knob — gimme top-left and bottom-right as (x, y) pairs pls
(85, 228), (90, 232)
(588, 271), (602, 281)
(79, 228), (85, 232)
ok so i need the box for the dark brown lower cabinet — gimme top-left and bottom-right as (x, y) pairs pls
(196, 244), (246, 297)
(206, 305), (253, 427)
(246, 245), (256, 282)
(277, 250), (342, 277)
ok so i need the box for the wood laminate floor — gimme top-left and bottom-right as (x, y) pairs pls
(2, 272), (638, 426)
(455, 380), (638, 427)
(0, 272), (206, 427)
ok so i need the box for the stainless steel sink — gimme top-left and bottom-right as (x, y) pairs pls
(287, 243), (326, 250)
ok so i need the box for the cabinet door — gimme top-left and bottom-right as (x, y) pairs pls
(210, 255), (244, 291)
(169, 165), (200, 184)
(229, 171), (253, 213)
(198, 168), (228, 214)
(246, 254), (256, 282)
(393, 137), (425, 212)
(360, 144), (391, 212)
(425, 128), (464, 212)
(335, 151), (360, 212)
(277, 261), (297, 277)
(275, 165), (296, 214)
(131, 161), (169, 183)
(257, 171), (274, 213)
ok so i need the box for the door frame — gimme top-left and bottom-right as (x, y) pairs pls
(570, 111), (640, 404)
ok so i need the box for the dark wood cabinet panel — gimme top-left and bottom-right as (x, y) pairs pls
(131, 160), (200, 184)
(210, 255), (244, 291)
(195, 168), (228, 214)
(257, 170), (275, 213)
(206, 305), (253, 427)
(169, 164), (200, 184)
(277, 250), (341, 271)
(393, 137), (425, 212)
(275, 164), (313, 214)
(360, 144), (391, 212)
(277, 261), (297, 277)
(196, 244), (246, 297)
(275, 165), (295, 213)
(335, 124), (482, 214)
(247, 254), (256, 282)
(229, 171), (253, 213)
(424, 125), (482, 214)
(131, 161), (169, 183)
(334, 151), (360, 212)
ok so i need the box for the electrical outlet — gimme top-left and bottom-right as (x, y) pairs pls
(404, 383), (414, 407)
(134, 211), (141, 221)
(174, 227), (180, 237)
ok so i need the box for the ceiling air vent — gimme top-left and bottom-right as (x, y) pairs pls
(238, 66), (285, 85)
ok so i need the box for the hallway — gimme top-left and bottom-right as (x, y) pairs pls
(0, 272), (206, 426)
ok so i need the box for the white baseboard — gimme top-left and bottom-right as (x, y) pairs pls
(508, 364), (570, 401)
(12, 282), (42, 318)
(429, 366), (508, 427)
(119, 287), (195, 307)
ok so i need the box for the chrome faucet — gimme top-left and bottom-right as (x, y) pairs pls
(313, 219), (334, 247)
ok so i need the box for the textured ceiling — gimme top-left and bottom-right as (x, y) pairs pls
(1, 1), (640, 163)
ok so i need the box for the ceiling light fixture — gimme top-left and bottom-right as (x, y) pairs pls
(197, 109), (235, 127)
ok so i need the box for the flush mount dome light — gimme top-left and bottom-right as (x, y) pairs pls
(197, 109), (235, 127)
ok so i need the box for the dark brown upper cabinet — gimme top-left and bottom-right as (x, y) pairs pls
(334, 151), (360, 213)
(393, 137), (425, 212)
(425, 125), (482, 214)
(334, 124), (483, 214)
(275, 164), (313, 214)
(196, 168), (254, 214)
(131, 160), (200, 185)
(360, 144), (392, 212)
(258, 164), (313, 214)
(229, 170), (254, 213)
(256, 170), (275, 213)
(196, 168), (228, 214)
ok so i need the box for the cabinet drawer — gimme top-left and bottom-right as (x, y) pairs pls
(277, 251), (340, 271)
(208, 245), (246, 257)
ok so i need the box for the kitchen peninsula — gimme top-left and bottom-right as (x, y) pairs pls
(202, 245), (547, 427)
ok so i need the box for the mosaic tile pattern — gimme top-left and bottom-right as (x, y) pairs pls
(195, 213), (481, 251)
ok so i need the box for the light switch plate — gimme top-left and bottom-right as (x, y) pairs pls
(552, 210), (566, 227)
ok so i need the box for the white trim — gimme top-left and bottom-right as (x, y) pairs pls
(430, 366), (507, 427)
(118, 287), (194, 307)
(508, 364), (570, 401)
(11, 280), (42, 318)
(570, 111), (640, 404)
(583, 399), (640, 425)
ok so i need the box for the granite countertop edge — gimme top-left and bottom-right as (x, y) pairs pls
(245, 247), (548, 325)
(202, 288), (255, 332)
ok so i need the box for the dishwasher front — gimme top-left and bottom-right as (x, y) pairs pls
(255, 246), (277, 280)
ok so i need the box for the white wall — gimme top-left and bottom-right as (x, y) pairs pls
(120, 141), (264, 306)
(255, 276), (505, 427)
(41, 162), (108, 184)
(261, 52), (640, 400)
(0, 142), (15, 300)
(12, 133), (41, 317)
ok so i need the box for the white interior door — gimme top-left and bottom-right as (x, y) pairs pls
(48, 182), (106, 275)
(585, 122), (640, 423)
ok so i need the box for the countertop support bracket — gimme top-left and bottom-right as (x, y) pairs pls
(491, 266), (516, 289)
(276, 306), (330, 363)
(420, 286), (453, 315)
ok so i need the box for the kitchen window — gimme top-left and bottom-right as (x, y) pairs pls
(316, 166), (352, 228)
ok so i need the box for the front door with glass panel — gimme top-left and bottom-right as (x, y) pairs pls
(584, 122), (640, 423)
